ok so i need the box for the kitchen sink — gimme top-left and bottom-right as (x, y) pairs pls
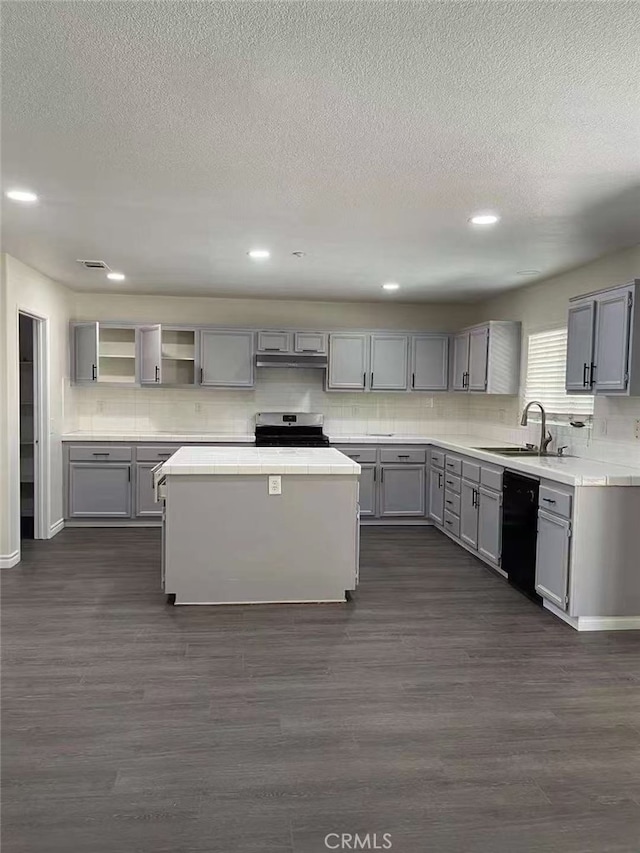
(473, 446), (573, 458)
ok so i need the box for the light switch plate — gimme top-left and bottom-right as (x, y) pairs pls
(268, 475), (282, 495)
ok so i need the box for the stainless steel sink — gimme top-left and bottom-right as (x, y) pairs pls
(473, 446), (573, 458)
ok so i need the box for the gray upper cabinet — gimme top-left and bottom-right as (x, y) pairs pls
(428, 466), (444, 524)
(135, 462), (163, 517)
(358, 464), (377, 517)
(566, 300), (596, 392)
(379, 465), (425, 516)
(593, 287), (632, 393)
(566, 280), (640, 396)
(328, 334), (368, 390)
(294, 332), (327, 354)
(257, 331), (292, 353)
(477, 485), (502, 565)
(411, 335), (449, 391)
(138, 324), (162, 385)
(535, 509), (571, 610)
(460, 479), (479, 549)
(467, 326), (489, 391)
(73, 322), (99, 383)
(200, 330), (255, 388)
(68, 462), (132, 518)
(370, 334), (408, 391)
(452, 333), (469, 391)
(452, 322), (521, 395)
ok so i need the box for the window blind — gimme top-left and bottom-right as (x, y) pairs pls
(524, 329), (594, 417)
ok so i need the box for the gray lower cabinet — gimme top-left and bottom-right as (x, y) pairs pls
(200, 330), (255, 387)
(380, 465), (425, 516)
(536, 509), (571, 610)
(460, 479), (479, 548)
(477, 486), (502, 565)
(428, 466), (444, 524)
(358, 464), (377, 516)
(68, 462), (132, 518)
(135, 462), (163, 517)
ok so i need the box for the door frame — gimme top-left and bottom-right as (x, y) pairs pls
(17, 309), (50, 540)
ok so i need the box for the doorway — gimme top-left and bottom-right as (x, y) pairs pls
(19, 314), (37, 539)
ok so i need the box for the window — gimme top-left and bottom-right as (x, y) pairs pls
(524, 329), (594, 418)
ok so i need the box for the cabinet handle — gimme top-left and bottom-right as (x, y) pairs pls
(381, 468), (384, 483)
(157, 452), (171, 458)
(583, 362), (589, 387)
(445, 499), (453, 505)
(373, 468), (377, 482)
(263, 347), (281, 352)
(92, 452), (109, 457)
(412, 373), (415, 389)
(542, 497), (556, 504)
(155, 365), (160, 383)
(301, 349), (317, 353)
(445, 520), (452, 526)
(200, 368), (204, 383)
(92, 364), (97, 381)
(398, 454), (410, 459)
(589, 363), (596, 386)
(363, 372), (366, 388)
(370, 372), (374, 387)
(438, 472), (443, 487)
(128, 467), (131, 482)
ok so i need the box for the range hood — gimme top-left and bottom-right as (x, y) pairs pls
(255, 353), (328, 369)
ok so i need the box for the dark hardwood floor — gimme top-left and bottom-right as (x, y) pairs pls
(2, 527), (640, 852)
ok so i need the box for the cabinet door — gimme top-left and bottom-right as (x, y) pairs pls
(68, 463), (131, 518)
(370, 335), (409, 390)
(135, 462), (163, 517)
(460, 480), (479, 549)
(411, 335), (449, 391)
(73, 322), (99, 383)
(452, 333), (469, 391)
(257, 331), (292, 353)
(593, 288), (632, 393)
(535, 510), (571, 610)
(467, 326), (489, 391)
(138, 325), (162, 385)
(477, 486), (502, 565)
(328, 334), (368, 390)
(566, 301), (596, 392)
(428, 466), (444, 524)
(379, 465), (425, 516)
(294, 332), (327, 354)
(358, 464), (377, 517)
(200, 331), (255, 387)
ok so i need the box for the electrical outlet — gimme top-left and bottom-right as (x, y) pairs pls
(635, 419), (640, 440)
(194, 402), (202, 414)
(268, 475), (282, 495)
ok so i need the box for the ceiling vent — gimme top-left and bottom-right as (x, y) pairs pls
(76, 259), (110, 270)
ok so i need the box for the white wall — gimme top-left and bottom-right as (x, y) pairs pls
(0, 254), (71, 565)
(470, 244), (640, 464)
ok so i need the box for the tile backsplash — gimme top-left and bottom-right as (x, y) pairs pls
(64, 369), (640, 467)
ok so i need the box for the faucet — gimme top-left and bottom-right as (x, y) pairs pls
(520, 401), (553, 454)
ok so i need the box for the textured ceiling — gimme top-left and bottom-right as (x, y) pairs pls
(1, 1), (639, 302)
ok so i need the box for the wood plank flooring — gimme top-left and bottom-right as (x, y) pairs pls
(2, 527), (640, 852)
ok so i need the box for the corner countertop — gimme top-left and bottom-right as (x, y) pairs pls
(61, 431), (640, 487)
(160, 446), (361, 476)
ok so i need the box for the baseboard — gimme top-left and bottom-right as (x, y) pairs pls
(438, 524), (507, 578)
(49, 518), (64, 538)
(543, 601), (640, 631)
(360, 518), (433, 526)
(0, 550), (20, 568)
(64, 520), (162, 528)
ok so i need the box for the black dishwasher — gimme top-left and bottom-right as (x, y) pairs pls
(502, 470), (542, 604)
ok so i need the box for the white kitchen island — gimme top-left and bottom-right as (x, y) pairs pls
(156, 446), (361, 605)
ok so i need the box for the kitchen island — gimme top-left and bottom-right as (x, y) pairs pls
(156, 446), (361, 605)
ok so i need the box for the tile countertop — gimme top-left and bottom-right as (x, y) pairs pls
(160, 446), (361, 476)
(61, 432), (640, 486)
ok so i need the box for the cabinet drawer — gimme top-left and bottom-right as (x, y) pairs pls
(380, 448), (426, 464)
(69, 445), (132, 462)
(341, 446), (377, 464)
(462, 460), (480, 483)
(480, 465), (503, 492)
(444, 473), (461, 494)
(136, 446), (177, 462)
(443, 510), (460, 538)
(539, 485), (572, 519)
(444, 490), (461, 516)
(430, 449), (445, 469)
(445, 455), (462, 475)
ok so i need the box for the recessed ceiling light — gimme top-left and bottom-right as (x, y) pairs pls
(470, 213), (500, 226)
(248, 249), (270, 260)
(107, 272), (125, 281)
(382, 282), (400, 291)
(517, 269), (541, 276)
(5, 188), (38, 203)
